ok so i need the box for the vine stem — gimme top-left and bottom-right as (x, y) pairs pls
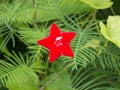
(110, 7), (116, 16)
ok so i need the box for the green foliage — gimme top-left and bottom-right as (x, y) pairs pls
(56, 15), (98, 69)
(36, 0), (92, 22)
(45, 67), (118, 90)
(0, 22), (16, 52)
(45, 71), (73, 90)
(18, 23), (48, 44)
(0, 0), (33, 24)
(72, 68), (110, 90)
(18, 23), (49, 58)
(97, 43), (120, 69)
(0, 51), (41, 90)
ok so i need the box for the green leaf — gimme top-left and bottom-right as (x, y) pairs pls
(45, 72), (74, 90)
(100, 16), (120, 47)
(7, 79), (39, 90)
(81, 0), (113, 9)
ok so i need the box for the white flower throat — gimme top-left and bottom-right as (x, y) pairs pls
(54, 36), (63, 46)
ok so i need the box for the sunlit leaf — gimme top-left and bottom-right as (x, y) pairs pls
(81, 0), (113, 9)
(100, 16), (120, 47)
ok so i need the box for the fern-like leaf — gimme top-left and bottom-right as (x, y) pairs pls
(57, 14), (99, 70)
(0, 51), (42, 88)
(72, 67), (118, 90)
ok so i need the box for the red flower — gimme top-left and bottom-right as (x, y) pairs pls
(37, 23), (76, 63)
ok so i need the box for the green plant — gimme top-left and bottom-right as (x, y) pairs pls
(0, 0), (120, 90)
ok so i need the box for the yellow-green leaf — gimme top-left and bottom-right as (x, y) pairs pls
(99, 16), (120, 47)
(81, 0), (113, 9)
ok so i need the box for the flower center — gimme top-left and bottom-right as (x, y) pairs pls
(54, 36), (63, 46)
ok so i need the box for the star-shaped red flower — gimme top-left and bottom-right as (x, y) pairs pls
(37, 23), (76, 63)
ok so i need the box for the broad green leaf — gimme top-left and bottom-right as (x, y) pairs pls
(81, 0), (113, 9)
(45, 72), (74, 90)
(7, 79), (39, 90)
(100, 16), (120, 47)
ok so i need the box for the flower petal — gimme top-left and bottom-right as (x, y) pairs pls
(50, 23), (61, 37)
(49, 46), (61, 62)
(37, 36), (54, 49)
(62, 32), (76, 42)
(61, 43), (74, 58)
